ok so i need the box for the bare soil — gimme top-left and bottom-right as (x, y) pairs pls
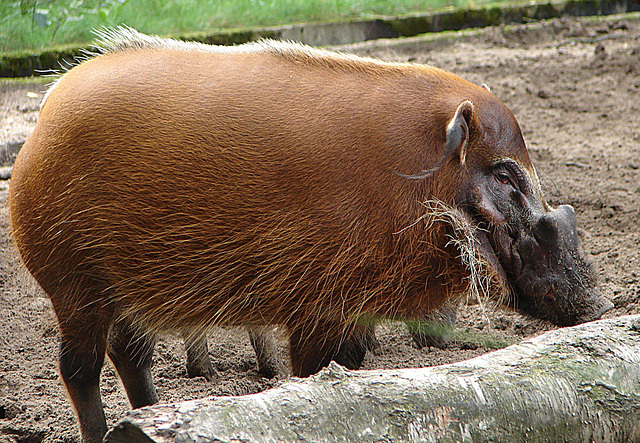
(1, 14), (639, 442)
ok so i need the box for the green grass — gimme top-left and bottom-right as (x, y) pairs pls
(2, 0), (500, 52)
(0, 75), (50, 85)
(453, 328), (518, 350)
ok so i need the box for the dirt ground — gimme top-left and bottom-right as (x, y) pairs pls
(1, 13), (639, 442)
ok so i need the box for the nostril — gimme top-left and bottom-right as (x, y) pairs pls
(535, 215), (559, 246)
(536, 204), (581, 248)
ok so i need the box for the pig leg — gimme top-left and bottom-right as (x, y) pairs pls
(59, 327), (109, 443)
(182, 329), (214, 380)
(183, 327), (284, 380)
(408, 305), (457, 349)
(289, 323), (368, 377)
(107, 319), (158, 408)
(359, 324), (381, 353)
(53, 283), (113, 443)
(248, 325), (285, 378)
(333, 324), (375, 368)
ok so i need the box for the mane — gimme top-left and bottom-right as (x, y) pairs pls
(40, 26), (441, 109)
(45, 25), (397, 108)
(91, 25), (251, 55)
(90, 26), (420, 74)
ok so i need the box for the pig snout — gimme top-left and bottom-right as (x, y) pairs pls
(514, 204), (612, 326)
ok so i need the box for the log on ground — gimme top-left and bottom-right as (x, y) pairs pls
(106, 315), (640, 442)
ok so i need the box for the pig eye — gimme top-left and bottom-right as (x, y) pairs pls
(494, 170), (515, 189)
(496, 172), (511, 185)
(492, 161), (528, 195)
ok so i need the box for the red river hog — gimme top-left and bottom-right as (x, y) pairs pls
(9, 27), (612, 442)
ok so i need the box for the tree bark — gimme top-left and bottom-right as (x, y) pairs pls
(106, 315), (640, 443)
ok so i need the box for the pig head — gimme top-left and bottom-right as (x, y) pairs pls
(416, 97), (612, 326)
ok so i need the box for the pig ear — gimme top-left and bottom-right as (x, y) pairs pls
(444, 100), (474, 167)
(396, 100), (475, 180)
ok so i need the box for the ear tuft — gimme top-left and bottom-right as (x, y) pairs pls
(444, 100), (474, 167)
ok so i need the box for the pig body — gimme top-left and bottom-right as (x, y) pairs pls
(9, 28), (610, 442)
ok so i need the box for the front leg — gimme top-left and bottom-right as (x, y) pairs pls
(288, 322), (367, 377)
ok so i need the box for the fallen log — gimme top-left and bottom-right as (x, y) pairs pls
(106, 315), (640, 443)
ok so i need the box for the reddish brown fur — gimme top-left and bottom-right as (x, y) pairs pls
(9, 30), (516, 441)
(11, 41), (505, 340)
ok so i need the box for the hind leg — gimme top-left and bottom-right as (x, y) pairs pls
(248, 325), (286, 378)
(107, 319), (158, 408)
(59, 336), (108, 443)
(55, 307), (112, 443)
(182, 328), (214, 380)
